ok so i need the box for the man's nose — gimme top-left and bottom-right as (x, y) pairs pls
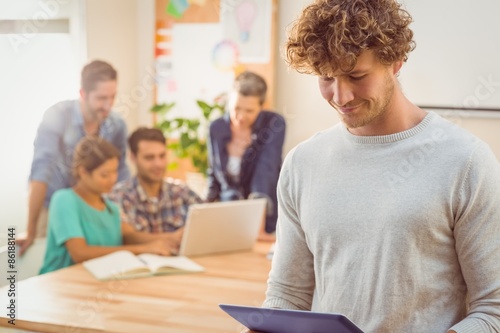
(331, 79), (354, 106)
(154, 157), (165, 167)
(103, 97), (114, 110)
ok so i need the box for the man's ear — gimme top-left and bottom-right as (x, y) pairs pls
(130, 153), (137, 164)
(392, 59), (403, 75)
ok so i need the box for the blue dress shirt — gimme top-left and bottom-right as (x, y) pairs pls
(29, 100), (130, 207)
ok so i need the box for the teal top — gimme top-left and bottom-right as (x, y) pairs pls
(39, 188), (122, 274)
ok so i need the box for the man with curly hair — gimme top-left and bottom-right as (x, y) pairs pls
(242, 0), (500, 332)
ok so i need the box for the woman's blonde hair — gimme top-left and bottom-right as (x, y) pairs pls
(233, 71), (267, 105)
(285, 0), (416, 75)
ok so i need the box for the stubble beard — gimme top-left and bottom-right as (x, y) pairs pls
(138, 168), (165, 185)
(337, 74), (394, 130)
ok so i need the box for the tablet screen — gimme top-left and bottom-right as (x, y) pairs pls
(219, 304), (364, 333)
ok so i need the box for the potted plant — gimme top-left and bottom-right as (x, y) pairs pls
(150, 100), (224, 176)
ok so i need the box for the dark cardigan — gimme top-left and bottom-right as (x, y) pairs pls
(206, 111), (286, 233)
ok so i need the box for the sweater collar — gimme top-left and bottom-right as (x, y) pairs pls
(342, 111), (435, 144)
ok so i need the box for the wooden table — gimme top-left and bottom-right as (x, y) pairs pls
(0, 243), (272, 333)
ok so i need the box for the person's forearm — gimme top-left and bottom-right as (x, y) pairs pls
(70, 244), (147, 263)
(26, 181), (48, 237)
(123, 229), (182, 251)
(123, 230), (160, 245)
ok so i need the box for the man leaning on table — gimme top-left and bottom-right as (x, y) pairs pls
(109, 127), (202, 249)
(243, 0), (500, 332)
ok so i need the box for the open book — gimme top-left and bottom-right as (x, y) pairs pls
(83, 250), (205, 280)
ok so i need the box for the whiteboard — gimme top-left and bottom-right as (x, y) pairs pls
(399, 0), (500, 110)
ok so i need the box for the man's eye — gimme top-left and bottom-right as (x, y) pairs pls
(322, 77), (334, 82)
(350, 75), (366, 81)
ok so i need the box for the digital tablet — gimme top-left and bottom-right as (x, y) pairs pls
(219, 304), (364, 333)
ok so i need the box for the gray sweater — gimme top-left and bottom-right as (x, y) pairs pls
(264, 112), (500, 332)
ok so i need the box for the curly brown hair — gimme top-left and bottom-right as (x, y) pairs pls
(285, 0), (416, 76)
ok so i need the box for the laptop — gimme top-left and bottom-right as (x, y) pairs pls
(178, 198), (267, 257)
(219, 304), (365, 333)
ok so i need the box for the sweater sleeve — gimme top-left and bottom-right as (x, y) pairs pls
(263, 148), (316, 310)
(449, 142), (500, 333)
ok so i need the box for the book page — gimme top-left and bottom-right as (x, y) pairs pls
(137, 254), (205, 274)
(83, 250), (150, 280)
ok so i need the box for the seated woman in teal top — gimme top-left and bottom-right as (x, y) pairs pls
(40, 136), (177, 274)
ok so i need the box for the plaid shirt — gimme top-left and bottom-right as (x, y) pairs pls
(109, 176), (203, 233)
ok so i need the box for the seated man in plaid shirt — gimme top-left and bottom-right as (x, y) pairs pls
(109, 127), (202, 250)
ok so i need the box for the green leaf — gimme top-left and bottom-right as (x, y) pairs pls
(158, 120), (172, 132)
(150, 102), (176, 115)
(187, 119), (200, 131)
(197, 100), (213, 120)
(167, 142), (179, 150)
(196, 100), (211, 112)
(173, 118), (186, 128)
(167, 161), (179, 170)
(180, 133), (191, 150)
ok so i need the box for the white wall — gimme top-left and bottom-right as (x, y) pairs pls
(400, 0), (500, 109)
(276, 1), (500, 159)
(136, 0), (156, 127)
(85, 0), (156, 131)
(0, 0), (84, 238)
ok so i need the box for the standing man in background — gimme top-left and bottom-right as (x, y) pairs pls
(244, 0), (500, 332)
(18, 60), (130, 255)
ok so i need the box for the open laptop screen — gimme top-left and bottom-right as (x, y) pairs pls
(178, 198), (267, 257)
